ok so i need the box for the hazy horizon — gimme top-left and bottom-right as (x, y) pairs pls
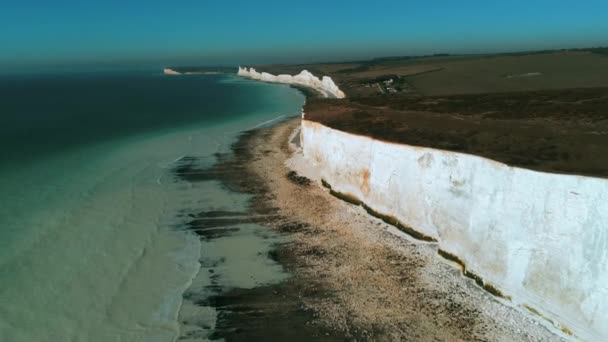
(2, 0), (608, 73)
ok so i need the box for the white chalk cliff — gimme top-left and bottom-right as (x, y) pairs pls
(237, 67), (345, 98)
(239, 65), (607, 339)
(163, 68), (181, 75)
(299, 119), (608, 341)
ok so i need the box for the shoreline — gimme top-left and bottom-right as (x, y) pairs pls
(183, 116), (567, 340)
(172, 125), (349, 341)
(237, 62), (607, 339)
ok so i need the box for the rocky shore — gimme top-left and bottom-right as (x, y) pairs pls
(181, 116), (567, 341)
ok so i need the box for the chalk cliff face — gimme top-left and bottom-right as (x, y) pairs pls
(300, 119), (608, 341)
(237, 67), (345, 99)
(163, 68), (181, 75)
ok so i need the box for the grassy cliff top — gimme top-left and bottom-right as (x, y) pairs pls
(261, 48), (608, 178)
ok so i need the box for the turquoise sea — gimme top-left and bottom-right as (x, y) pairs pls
(0, 72), (304, 341)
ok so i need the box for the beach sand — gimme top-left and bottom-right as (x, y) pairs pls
(175, 115), (567, 340)
(226, 117), (567, 341)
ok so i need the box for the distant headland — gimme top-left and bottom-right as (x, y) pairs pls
(163, 66), (235, 75)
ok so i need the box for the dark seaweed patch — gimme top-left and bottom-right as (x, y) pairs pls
(362, 204), (437, 242)
(321, 179), (332, 189)
(203, 285), (338, 342)
(483, 282), (511, 300)
(329, 189), (362, 206)
(287, 171), (312, 186)
(190, 227), (241, 240)
(523, 305), (574, 337)
(438, 249), (466, 269)
(277, 222), (309, 233)
(463, 269), (485, 288)
(438, 251), (512, 301)
(197, 210), (249, 218)
(322, 178), (437, 242)
(322, 179), (515, 302)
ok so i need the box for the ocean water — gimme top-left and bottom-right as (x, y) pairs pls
(0, 72), (304, 341)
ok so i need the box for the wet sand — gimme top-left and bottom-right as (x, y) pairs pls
(174, 118), (567, 341)
(172, 131), (349, 341)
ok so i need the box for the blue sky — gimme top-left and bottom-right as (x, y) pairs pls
(1, 0), (607, 70)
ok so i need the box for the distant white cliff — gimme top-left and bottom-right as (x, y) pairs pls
(163, 68), (181, 75)
(237, 67), (345, 98)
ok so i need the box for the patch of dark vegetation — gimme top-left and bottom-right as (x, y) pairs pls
(204, 284), (340, 342)
(301, 246), (328, 258)
(464, 269), (485, 288)
(173, 153), (275, 240)
(335, 65), (371, 74)
(328, 189), (362, 206)
(196, 210), (249, 218)
(277, 221), (309, 233)
(438, 250), (512, 300)
(523, 304), (543, 317)
(321, 179), (332, 189)
(322, 178), (437, 242)
(267, 249), (280, 263)
(351, 110), (372, 119)
(523, 304), (574, 337)
(438, 249), (466, 270)
(352, 88), (608, 122)
(286, 170), (312, 186)
(173, 161), (247, 183)
(198, 257), (226, 269)
(362, 204), (437, 242)
(561, 325), (574, 336)
(483, 282), (511, 300)
(190, 227), (241, 240)
(336, 54), (454, 74)
(573, 46), (608, 56)
(186, 216), (270, 234)
(463, 268), (511, 300)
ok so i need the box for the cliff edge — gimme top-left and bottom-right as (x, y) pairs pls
(299, 119), (608, 341)
(237, 67), (345, 99)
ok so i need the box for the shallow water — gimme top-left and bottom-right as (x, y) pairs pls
(0, 72), (304, 341)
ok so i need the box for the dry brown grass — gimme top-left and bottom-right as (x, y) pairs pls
(350, 65), (442, 78)
(257, 50), (608, 97)
(406, 51), (608, 95)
